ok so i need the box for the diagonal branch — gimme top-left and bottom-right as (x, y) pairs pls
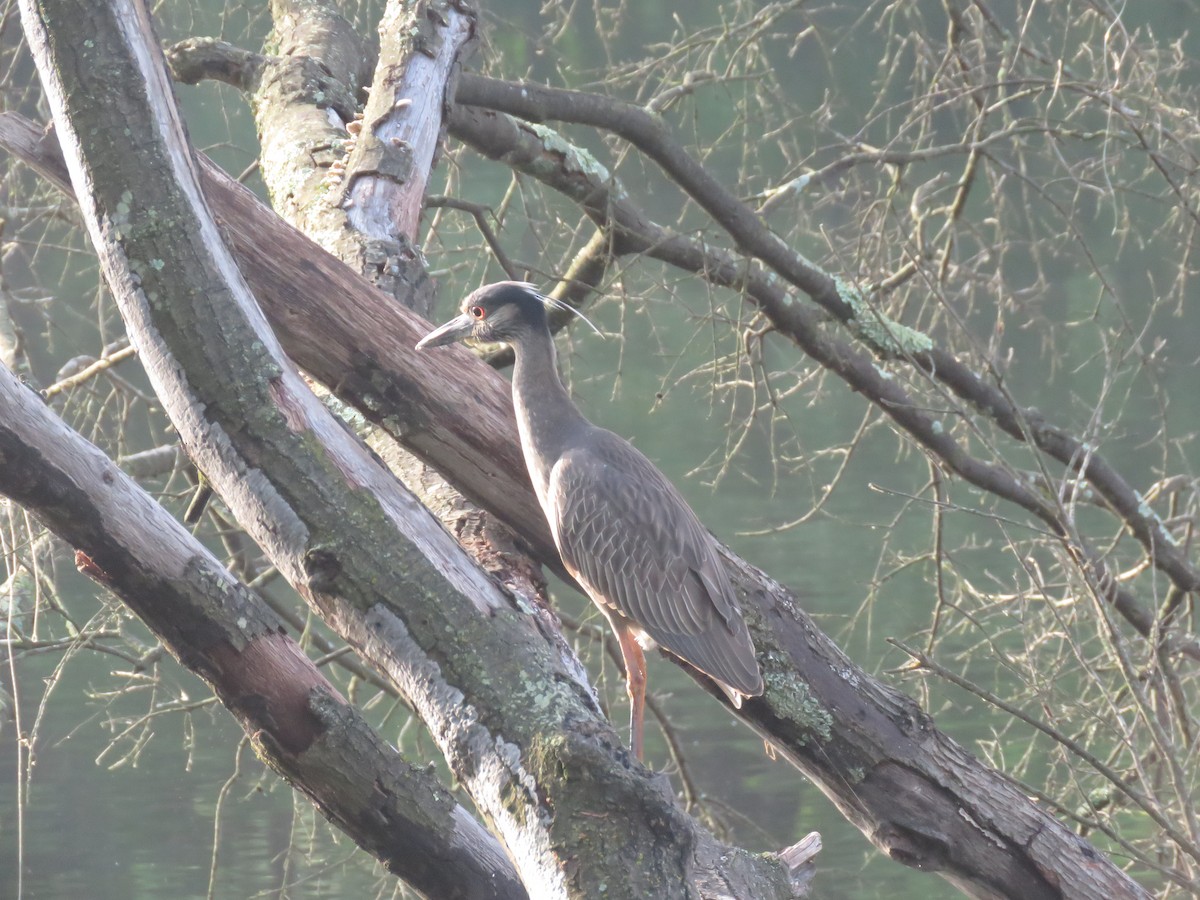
(445, 102), (1198, 661)
(0, 362), (527, 900)
(452, 73), (1200, 622)
(14, 0), (805, 895)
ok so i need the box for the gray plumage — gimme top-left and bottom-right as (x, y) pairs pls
(548, 433), (762, 700)
(417, 282), (763, 755)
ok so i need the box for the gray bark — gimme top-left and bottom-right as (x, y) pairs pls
(13, 0), (805, 896)
(0, 363), (526, 900)
(0, 98), (1146, 898)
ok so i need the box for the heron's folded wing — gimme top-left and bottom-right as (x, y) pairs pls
(549, 432), (761, 695)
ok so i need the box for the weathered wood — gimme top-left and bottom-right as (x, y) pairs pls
(0, 88), (1149, 897)
(248, 0), (539, 621)
(0, 363), (527, 900)
(341, 0), (475, 243)
(14, 0), (803, 896)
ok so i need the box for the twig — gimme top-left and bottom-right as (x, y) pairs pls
(423, 196), (518, 278)
(889, 637), (1200, 866)
(42, 344), (136, 398)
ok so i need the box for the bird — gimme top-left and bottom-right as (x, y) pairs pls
(416, 281), (763, 759)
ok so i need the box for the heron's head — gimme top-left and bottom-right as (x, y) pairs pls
(416, 282), (554, 350)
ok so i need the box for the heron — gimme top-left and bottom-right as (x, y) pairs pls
(417, 281), (763, 758)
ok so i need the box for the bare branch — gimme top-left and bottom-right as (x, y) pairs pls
(0, 361), (527, 900)
(445, 100), (1197, 659)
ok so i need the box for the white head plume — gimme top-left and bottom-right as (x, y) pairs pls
(518, 283), (603, 337)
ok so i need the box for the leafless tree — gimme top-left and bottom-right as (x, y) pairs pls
(0, 0), (1196, 897)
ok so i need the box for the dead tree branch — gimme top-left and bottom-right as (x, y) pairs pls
(13, 0), (807, 894)
(0, 362), (527, 900)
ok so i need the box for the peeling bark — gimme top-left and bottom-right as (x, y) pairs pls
(250, 0), (536, 621)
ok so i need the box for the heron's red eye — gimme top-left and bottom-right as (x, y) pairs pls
(469, 305), (486, 319)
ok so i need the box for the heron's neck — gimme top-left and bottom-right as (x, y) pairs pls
(511, 329), (588, 501)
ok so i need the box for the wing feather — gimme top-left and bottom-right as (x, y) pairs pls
(548, 428), (762, 696)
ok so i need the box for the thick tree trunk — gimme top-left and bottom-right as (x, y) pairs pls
(246, 0), (540, 621)
(13, 0), (806, 897)
(0, 99), (1147, 898)
(0, 363), (526, 900)
(2, 0), (1157, 890)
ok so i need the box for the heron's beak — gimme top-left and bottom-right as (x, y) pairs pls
(416, 313), (474, 350)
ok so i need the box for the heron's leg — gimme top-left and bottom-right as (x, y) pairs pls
(615, 625), (647, 759)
